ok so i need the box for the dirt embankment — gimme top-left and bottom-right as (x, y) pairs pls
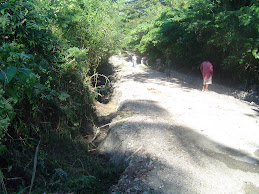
(96, 56), (259, 193)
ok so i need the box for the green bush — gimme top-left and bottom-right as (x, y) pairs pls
(0, 0), (123, 192)
(123, 0), (259, 85)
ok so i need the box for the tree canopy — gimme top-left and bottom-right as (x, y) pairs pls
(122, 0), (258, 85)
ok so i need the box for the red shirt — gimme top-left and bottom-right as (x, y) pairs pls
(200, 61), (213, 79)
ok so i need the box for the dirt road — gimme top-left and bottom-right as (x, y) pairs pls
(98, 56), (259, 193)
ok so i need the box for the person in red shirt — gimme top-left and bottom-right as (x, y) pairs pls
(200, 61), (213, 92)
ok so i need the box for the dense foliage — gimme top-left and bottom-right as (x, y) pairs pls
(0, 0), (123, 192)
(1, 0), (258, 192)
(123, 0), (259, 86)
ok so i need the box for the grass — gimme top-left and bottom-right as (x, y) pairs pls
(139, 64), (149, 70)
(114, 120), (127, 126)
(2, 136), (124, 193)
(115, 63), (125, 69)
(119, 111), (136, 118)
(36, 138), (123, 193)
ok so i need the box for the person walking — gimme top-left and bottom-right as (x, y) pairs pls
(200, 61), (213, 92)
(118, 51), (121, 60)
(128, 53), (132, 62)
(132, 54), (137, 67)
(156, 58), (162, 66)
(141, 56), (146, 64)
(166, 59), (172, 78)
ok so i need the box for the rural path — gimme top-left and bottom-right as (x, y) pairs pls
(98, 56), (259, 194)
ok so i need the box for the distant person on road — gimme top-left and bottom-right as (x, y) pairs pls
(166, 59), (172, 78)
(141, 56), (147, 65)
(156, 58), (162, 66)
(128, 53), (132, 62)
(132, 54), (137, 67)
(145, 58), (149, 66)
(200, 61), (213, 92)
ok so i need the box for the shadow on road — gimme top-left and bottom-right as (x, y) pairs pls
(99, 99), (259, 193)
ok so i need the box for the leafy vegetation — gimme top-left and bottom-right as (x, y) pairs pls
(122, 0), (259, 86)
(1, 0), (258, 192)
(0, 0), (123, 192)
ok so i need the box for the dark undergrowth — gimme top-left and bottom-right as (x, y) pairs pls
(1, 134), (124, 193)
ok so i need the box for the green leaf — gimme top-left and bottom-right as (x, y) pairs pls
(0, 66), (18, 84)
(252, 48), (259, 59)
(8, 88), (19, 104)
(58, 92), (70, 101)
(29, 141), (40, 194)
(16, 53), (33, 59)
(18, 68), (33, 83)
